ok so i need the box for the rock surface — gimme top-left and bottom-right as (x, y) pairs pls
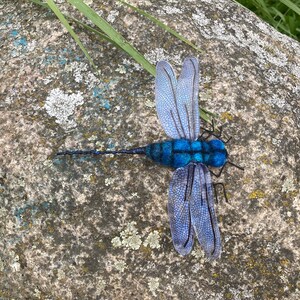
(1, 0), (299, 299)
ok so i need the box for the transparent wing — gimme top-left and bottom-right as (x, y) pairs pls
(190, 164), (221, 260)
(155, 57), (200, 140)
(176, 57), (200, 140)
(168, 164), (195, 256)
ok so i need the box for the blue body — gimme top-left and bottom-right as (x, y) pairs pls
(146, 139), (227, 169)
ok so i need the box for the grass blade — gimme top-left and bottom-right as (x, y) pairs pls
(30, 0), (48, 8)
(46, 0), (97, 71)
(279, 0), (300, 16)
(117, 0), (204, 54)
(30, 0), (122, 49)
(31, 0), (214, 122)
(68, 0), (156, 76)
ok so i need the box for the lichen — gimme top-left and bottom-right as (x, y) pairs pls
(282, 177), (296, 193)
(111, 236), (122, 248)
(143, 231), (161, 249)
(249, 190), (266, 199)
(95, 276), (106, 294)
(44, 88), (84, 128)
(148, 277), (160, 296)
(114, 260), (127, 272)
(113, 222), (143, 250)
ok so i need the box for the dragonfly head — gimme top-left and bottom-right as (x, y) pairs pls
(207, 139), (228, 168)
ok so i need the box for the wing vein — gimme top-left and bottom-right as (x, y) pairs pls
(191, 59), (197, 140)
(203, 168), (217, 255)
(163, 67), (187, 138)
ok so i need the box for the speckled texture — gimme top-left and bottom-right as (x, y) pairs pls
(0, 0), (299, 299)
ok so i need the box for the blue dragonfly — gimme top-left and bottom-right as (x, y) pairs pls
(57, 57), (243, 259)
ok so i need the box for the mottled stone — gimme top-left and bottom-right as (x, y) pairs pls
(0, 0), (299, 299)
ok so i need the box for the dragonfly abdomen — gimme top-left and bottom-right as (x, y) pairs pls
(145, 139), (227, 169)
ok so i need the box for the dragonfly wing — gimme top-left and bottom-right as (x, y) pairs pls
(176, 57), (200, 140)
(168, 164), (195, 255)
(156, 61), (184, 139)
(190, 164), (221, 260)
(156, 58), (200, 140)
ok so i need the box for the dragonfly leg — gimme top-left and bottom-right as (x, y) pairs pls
(210, 160), (244, 178)
(209, 163), (227, 178)
(213, 182), (228, 203)
(200, 120), (232, 144)
(227, 161), (244, 171)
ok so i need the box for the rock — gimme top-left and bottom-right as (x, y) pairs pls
(0, 0), (299, 299)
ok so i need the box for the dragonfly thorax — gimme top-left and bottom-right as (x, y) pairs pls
(145, 139), (227, 169)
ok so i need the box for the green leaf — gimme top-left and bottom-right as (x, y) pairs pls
(117, 0), (204, 54)
(46, 0), (98, 72)
(68, 0), (156, 76)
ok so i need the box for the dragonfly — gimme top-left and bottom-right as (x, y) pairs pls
(57, 57), (243, 260)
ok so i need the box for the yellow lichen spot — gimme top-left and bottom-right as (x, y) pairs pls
(212, 273), (219, 278)
(140, 245), (152, 256)
(81, 266), (89, 273)
(258, 155), (273, 165)
(220, 112), (234, 122)
(286, 217), (295, 224)
(249, 190), (266, 199)
(96, 241), (107, 251)
(243, 176), (252, 184)
(89, 174), (97, 184)
(279, 258), (290, 267)
(288, 190), (299, 198)
(225, 292), (233, 299)
(263, 200), (272, 208)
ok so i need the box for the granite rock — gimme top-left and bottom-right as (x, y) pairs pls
(0, 0), (299, 299)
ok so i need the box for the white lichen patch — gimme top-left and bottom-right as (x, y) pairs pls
(264, 96), (290, 110)
(148, 277), (160, 296)
(95, 276), (106, 295)
(145, 48), (182, 65)
(145, 99), (156, 108)
(282, 177), (296, 193)
(105, 178), (115, 186)
(114, 260), (127, 272)
(112, 221), (142, 250)
(107, 10), (119, 23)
(191, 247), (205, 260)
(44, 88), (84, 128)
(162, 6), (182, 14)
(143, 231), (160, 249)
(11, 254), (20, 272)
(111, 236), (122, 248)
(192, 9), (210, 26)
(64, 61), (98, 85)
(116, 64), (127, 74)
(292, 195), (300, 213)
